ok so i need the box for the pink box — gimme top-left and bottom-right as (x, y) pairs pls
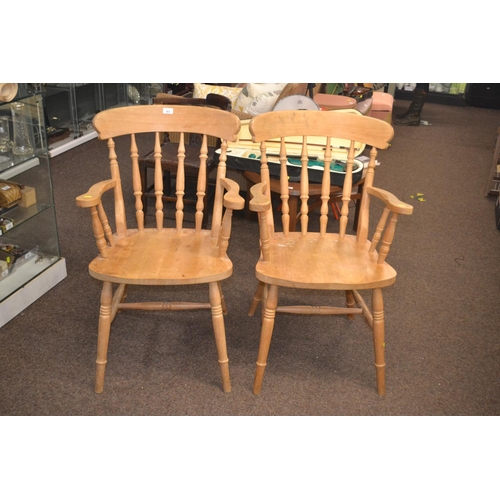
(369, 92), (394, 123)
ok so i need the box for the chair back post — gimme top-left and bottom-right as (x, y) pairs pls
(107, 138), (127, 237)
(338, 140), (355, 238)
(174, 132), (186, 230)
(319, 136), (332, 236)
(356, 145), (378, 243)
(279, 137), (290, 235)
(195, 134), (209, 231)
(210, 139), (232, 240)
(130, 133), (145, 231)
(154, 131), (165, 230)
(299, 136), (310, 235)
(259, 140), (275, 237)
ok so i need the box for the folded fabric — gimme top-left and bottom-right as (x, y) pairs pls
(244, 90), (282, 116)
(233, 83), (286, 114)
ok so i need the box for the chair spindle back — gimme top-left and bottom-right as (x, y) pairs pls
(249, 110), (393, 241)
(91, 105), (240, 239)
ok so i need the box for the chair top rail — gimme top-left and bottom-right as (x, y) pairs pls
(249, 110), (393, 150)
(93, 105), (241, 142)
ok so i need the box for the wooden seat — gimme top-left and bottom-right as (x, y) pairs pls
(247, 110), (413, 396)
(139, 93), (232, 228)
(76, 104), (244, 393)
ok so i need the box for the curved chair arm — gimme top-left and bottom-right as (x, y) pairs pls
(76, 179), (117, 208)
(220, 178), (245, 210)
(366, 186), (413, 215)
(248, 181), (272, 261)
(248, 182), (271, 212)
(216, 178), (245, 258)
(366, 186), (413, 264)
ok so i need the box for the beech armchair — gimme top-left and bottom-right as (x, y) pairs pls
(247, 110), (413, 396)
(76, 104), (243, 393)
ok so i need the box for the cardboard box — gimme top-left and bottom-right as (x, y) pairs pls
(19, 186), (36, 208)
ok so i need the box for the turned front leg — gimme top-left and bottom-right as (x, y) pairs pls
(372, 288), (386, 396)
(95, 281), (113, 393)
(253, 284), (278, 395)
(209, 282), (231, 392)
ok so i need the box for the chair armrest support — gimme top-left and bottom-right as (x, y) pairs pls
(366, 186), (413, 215)
(76, 179), (117, 208)
(249, 182), (271, 212)
(76, 179), (117, 257)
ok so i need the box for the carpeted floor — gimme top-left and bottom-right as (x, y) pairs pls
(1, 100), (500, 416)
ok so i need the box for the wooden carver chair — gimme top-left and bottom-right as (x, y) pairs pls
(139, 93), (232, 228)
(247, 110), (413, 396)
(76, 104), (243, 393)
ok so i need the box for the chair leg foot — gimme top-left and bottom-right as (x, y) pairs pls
(95, 281), (113, 393)
(253, 363), (267, 395)
(95, 362), (107, 394)
(219, 361), (231, 393)
(253, 284), (278, 395)
(375, 364), (386, 396)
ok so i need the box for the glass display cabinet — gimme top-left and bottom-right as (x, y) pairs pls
(100, 83), (129, 110)
(43, 84), (105, 157)
(42, 83), (131, 157)
(29, 84), (163, 157)
(0, 87), (66, 327)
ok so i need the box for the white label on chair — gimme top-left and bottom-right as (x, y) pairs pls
(163, 108), (174, 114)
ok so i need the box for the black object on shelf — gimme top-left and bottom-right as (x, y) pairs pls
(347, 86), (373, 102)
(466, 84), (500, 109)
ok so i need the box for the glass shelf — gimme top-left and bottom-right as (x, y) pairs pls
(0, 202), (51, 234)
